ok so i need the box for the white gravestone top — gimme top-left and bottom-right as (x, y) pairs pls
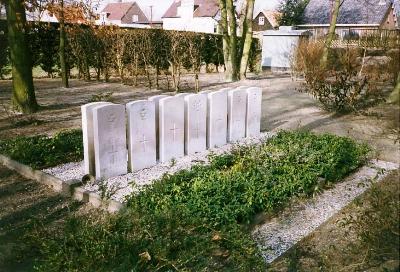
(246, 87), (263, 137)
(159, 96), (185, 163)
(184, 94), (207, 155)
(207, 90), (228, 148)
(81, 102), (111, 176)
(148, 95), (168, 160)
(227, 89), (247, 142)
(93, 104), (127, 180)
(126, 100), (157, 172)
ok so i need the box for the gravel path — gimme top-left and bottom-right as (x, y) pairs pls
(43, 132), (275, 202)
(252, 160), (399, 264)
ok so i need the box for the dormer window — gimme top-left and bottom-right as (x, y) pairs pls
(259, 16), (265, 25)
(132, 14), (138, 22)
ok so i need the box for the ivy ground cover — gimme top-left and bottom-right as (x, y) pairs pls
(28, 131), (369, 271)
(0, 129), (83, 169)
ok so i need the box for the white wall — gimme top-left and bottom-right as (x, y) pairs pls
(162, 17), (217, 33)
(261, 35), (301, 68)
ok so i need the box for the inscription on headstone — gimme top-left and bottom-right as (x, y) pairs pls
(127, 100), (156, 171)
(227, 89), (247, 142)
(93, 104), (127, 180)
(207, 90), (228, 148)
(159, 96), (184, 162)
(184, 94), (207, 154)
(81, 102), (111, 176)
(246, 87), (262, 137)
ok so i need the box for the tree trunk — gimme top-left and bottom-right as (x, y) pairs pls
(194, 73), (199, 92)
(322, 0), (341, 66)
(219, 0), (233, 82)
(5, 0), (38, 113)
(226, 0), (238, 81)
(59, 0), (69, 88)
(239, 0), (255, 80)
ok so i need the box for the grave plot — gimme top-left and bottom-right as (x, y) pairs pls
(43, 86), (264, 202)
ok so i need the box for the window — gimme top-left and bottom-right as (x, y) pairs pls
(259, 16), (265, 25)
(132, 14), (138, 22)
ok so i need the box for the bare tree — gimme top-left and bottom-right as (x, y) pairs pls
(218, 0), (255, 81)
(322, 0), (345, 66)
(186, 32), (204, 92)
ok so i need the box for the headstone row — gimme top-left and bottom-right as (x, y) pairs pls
(82, 87), (262, 180)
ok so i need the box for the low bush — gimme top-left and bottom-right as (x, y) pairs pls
(0, 129), (83, 169)
(292, 41), (391, 113)
(32, 131), (370, 271)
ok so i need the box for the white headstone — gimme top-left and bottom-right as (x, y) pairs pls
(227, 89), (247, 142)
(184, 94), (207, 155)
(176, 93), (190, 98)
(207, 90), (228, 148)
(198, 90), (212, 95)
(93, 104), (127, 180)
(159, 96), (184, 163)
(236, 86), (248, 90)
(126, 100), (156, 172)
(246, 87), (263, 137)
(148, 95), (168, 160)
(81, 102), (111, 176)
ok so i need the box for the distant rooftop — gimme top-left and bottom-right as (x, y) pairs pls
(162, 0), (219, 18)
(303, 0), (396, 25)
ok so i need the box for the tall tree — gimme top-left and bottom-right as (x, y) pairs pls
(277, 0), (309, 26)
(238, 0), (254, 79)
(218, 0), (255, 82)
(4, 0), (39, 113)
(59, 0), (69, 87)
(322, 0), (344, 66)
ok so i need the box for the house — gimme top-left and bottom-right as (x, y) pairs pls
(133, 0), (174, 27)
(98, 2), (149, 27)
(253, 9), (280, 32)
(162, 0), (220, 34)
(298, 0), (400, 37)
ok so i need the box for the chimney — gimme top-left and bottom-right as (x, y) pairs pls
(179, 0), (195, 19)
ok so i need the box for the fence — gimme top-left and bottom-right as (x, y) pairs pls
(309, 28), (400, 48)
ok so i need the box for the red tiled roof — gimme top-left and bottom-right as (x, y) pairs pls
(163, 0), (219, 18)
(261, 9), (280, 28)
(102, 2), (148, 23)
(102, 2), (133, 20)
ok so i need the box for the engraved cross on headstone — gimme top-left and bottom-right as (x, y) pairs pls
(139, 134), (148, 152)
(109, 141), (119, 164)
(193, 99), (202, 139)
(193, 123), (200, 138)
(170, 123), (179, 142)
(234, 119), (242, 130)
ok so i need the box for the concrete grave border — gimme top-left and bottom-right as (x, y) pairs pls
(0, 154), (125, 213)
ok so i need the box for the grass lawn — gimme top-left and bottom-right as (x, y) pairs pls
(24, 131), (370, 271)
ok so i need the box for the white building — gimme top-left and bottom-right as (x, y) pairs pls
(162, 0), (220, 34)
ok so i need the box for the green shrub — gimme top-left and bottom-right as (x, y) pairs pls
(0, 129), (83, 169)
(32, 131), (370, 271)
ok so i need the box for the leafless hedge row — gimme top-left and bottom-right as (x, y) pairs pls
(67, 26), (260, 91)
